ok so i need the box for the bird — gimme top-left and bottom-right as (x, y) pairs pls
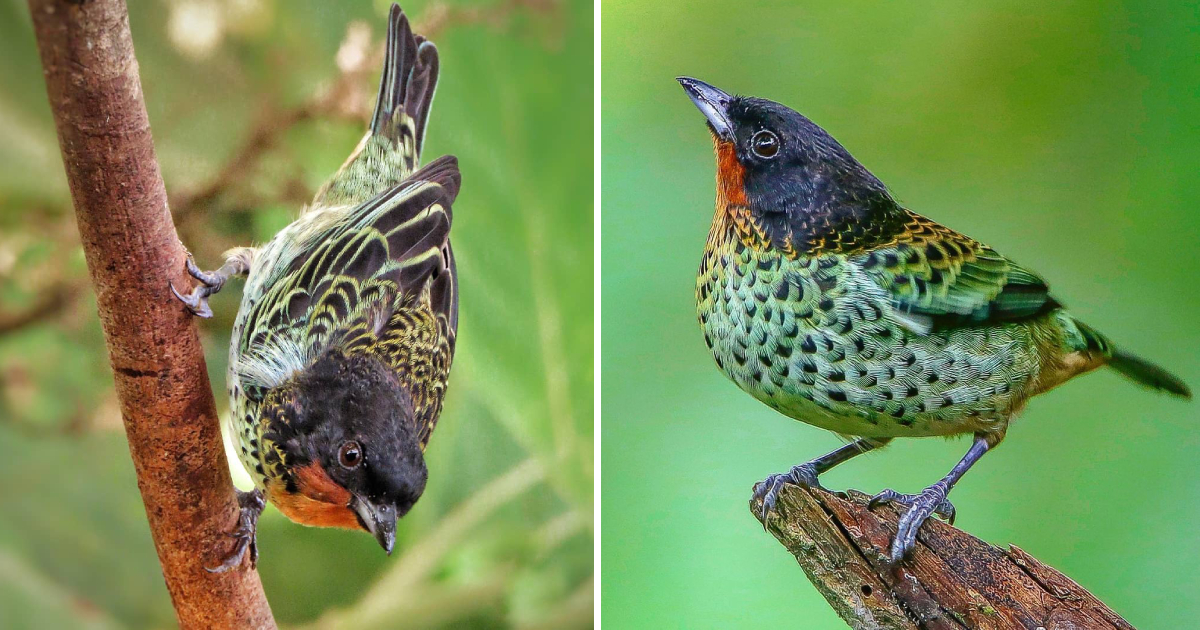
(171, 4), (459, 571)
(677, 76), (1191, 563)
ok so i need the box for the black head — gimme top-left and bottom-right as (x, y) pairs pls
(678, 77), (902, 252)
(266, 349), (426, 554)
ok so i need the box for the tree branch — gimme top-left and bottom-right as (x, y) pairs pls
(27, 1), (275, 627)
(752, 485), (1133, 630)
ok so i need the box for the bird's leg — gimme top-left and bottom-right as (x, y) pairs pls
(170, 247), (254, 318)
(206, 489), (265, 573)
(870, 433), (991, 563)
(754, 437), (892, 524)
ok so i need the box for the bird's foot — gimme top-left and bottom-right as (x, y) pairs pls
(869, 484), (955, 563)
(169, 256), (226, 319)
(752, 463), (825, 527)
(206, 489), (265, 573)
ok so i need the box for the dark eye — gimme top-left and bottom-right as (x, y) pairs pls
(751, 130), (779, 158)
(338, 441), (363, 469)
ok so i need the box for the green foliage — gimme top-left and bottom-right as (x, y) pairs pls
(603, 1), (1200, 628)
(0, 1), (591, 628)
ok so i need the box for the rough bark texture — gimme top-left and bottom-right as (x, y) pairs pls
(27, 1), (276, 628)
(752, 486), (1133, 630)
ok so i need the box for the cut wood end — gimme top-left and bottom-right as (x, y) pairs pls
(750, 484), (1134, 630)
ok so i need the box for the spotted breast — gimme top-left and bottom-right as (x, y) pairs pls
(697, 207), (1050, 439)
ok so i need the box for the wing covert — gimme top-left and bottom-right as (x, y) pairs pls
(853, 210), (1057, 332)
(236, 156), (460, 394)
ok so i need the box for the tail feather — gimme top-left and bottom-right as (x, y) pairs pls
(1109, 350), (1192, 399)
(313, 4), (442, 208)
(1075, 319), (1192, 399)
(371, 4), (439, 157)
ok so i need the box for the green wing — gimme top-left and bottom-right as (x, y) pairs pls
(852, 210), (1057, 332)
(237, 156), (460, 397)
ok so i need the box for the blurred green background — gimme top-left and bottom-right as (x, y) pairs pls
(0, 0), (591, 628)
(602, 1), (1199, 628)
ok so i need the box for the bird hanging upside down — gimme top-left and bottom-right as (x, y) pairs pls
(172, 4), (459, 571)
(678, 77), (1191, 563)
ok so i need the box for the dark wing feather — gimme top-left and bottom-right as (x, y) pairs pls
(370, 4), (440, 157)
(314, 5), (441, 207)
(853, 210), (1057, 331)
(239, 156), (460, 375)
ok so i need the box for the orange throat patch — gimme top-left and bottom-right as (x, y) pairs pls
(712, 140), (775, 252)
(268, 462), (362, 530)
(715, 140), (747, 209)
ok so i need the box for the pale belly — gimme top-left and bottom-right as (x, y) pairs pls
(696, 242), (1040, 438)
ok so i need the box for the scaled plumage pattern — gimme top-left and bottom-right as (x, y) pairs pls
(173, 4), (458, 570)
(679, 77), (1190, 562)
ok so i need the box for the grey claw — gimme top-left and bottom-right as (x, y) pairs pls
(869, 487), (955, 521)
(868, 488), (900, 509)
(184, 256), (204, 278)
(205, 490), (263, 572)
(784, 463), (823, 490)
(754, 463), (826, 530)
(170, 256), (221, 318)
(868, 485), (956, 562)
(185, 256), (223, 288)
(751, 478), (777, 528)
(169, 281), (214, 318)
(205, 536), (252, 573)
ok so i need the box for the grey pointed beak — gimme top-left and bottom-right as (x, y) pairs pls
(678, 77), (735, 142)
(351, 495), (396, 555)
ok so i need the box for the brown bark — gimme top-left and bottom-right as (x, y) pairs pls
(27, 1), (276, 628)
(752, 486), (1132, 630)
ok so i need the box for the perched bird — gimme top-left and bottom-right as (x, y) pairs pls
(172, 4), (459, 570)
(678, 77), (1191, 562)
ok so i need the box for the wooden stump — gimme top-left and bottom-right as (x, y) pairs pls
(752, 485), (1132, 630)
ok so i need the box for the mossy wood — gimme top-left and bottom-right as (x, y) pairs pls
(752, 485), (1132, 630)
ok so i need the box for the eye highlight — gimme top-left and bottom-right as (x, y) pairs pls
(751, 130), (780, 158)
(338, 441), (363, 469)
